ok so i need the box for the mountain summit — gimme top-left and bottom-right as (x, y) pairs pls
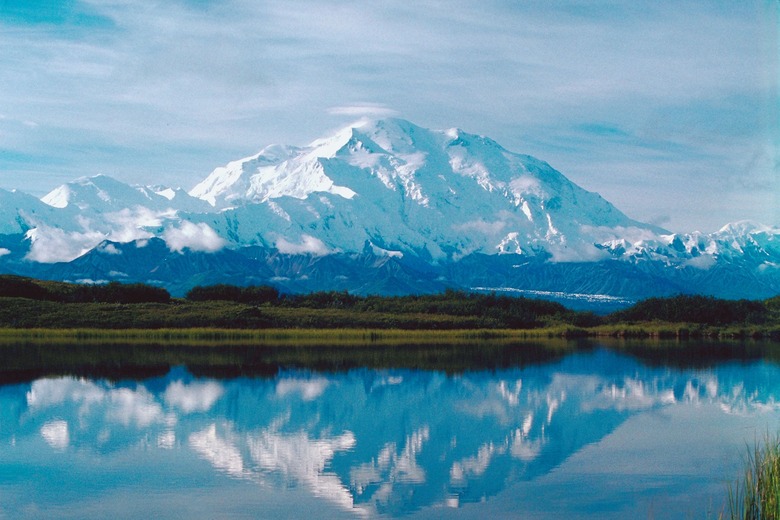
(0, 118), (777, 303)
(188, 118), (661, 261)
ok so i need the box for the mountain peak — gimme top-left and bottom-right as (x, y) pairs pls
(182, 118), (663, 261)
(41, 174), (160, 210)
(0, 119), (776, 301)
(717, 220), (775, 236)
(301, 118), (426, 160)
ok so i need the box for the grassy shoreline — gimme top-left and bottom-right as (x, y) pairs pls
(0, 326), (571, 346)
(0, 322), (778, 345)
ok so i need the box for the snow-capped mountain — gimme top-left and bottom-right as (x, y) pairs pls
(0, 118), (777, 304)
(42, 174), (210, 214)
(188, 118), (661, 261)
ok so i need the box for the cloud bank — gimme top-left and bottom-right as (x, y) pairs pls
(275, 234), (330, 256)
(0, 0), (776, 232)
(162, 221), (226, 253)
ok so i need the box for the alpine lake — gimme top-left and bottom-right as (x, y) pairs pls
(2, 337), (779, 519)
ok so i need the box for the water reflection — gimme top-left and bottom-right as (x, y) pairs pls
(1, 346), (780, 518)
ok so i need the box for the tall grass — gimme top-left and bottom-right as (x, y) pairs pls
(0, 327), (580, 346)
(723, 435), (780, 519)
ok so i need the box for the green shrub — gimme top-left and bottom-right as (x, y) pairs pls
(62, 282), (170, 304)
(186, 284), (279, 304)
(610, 295), (767, 326)
(0, 276), (49, 300)
(0, 276), (170, 304)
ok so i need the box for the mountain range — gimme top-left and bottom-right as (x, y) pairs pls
(1, 118), (778, 309)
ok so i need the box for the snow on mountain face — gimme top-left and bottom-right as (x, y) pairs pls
(189, 140), (358, 208)
(594, 219), (780, 272)
(188, 118), (661, 261)
(0, 188), (59, 235)
(41, 175), (211, 214)
(1, 117), (777, 302)
(21, 175), (217, 263)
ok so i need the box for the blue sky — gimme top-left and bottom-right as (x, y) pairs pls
(0, 0), (777, 232)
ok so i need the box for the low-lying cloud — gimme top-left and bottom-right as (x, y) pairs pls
(162, 221), (226, 253)
(275, 234), (330, 256)
(25, 226), (105, 263)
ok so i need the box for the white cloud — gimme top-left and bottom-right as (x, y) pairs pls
(164, 380), (225, 414)
(684, 255), (717, 270)
(40, 420), (70, 450)
(104, 207), (162, 243)
(22, 204), (172, 262)
(27, 378), (104, 410)
(246, 429), (358, 513)
(454, 219), (507, 235)
(347, 426), (429, 503)
(25, 226), (106, 263)
(546, 242), (610, 263)
(27, 377), (165, 428)
(0, 0), (775, 231)
(75, 278), (108, 285)
(181, 412), (365, 509)
(275, 377), (331, 401)
(581, 225), (662, 244)
(98, 243), (121, 255)
(275, 234), (330, 256)
(0, 248), (10, 257)
(189, 424), (249, 480)
(162, 221), (226, 253)
(450, 443), (498, 484)
(510, 177), (545, 199)
(510, 430), (542, 462)
(328, 103), (398, 118)
(107, 387), (164, 428)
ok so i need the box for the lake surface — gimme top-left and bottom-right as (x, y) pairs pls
(1, 340), (780, 519)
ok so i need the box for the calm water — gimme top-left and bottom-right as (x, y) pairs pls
(1, 341), (780, 519)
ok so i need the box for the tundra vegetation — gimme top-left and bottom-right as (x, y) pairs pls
(0, 275), (776, 339)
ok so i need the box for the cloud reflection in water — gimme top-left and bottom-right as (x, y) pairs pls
(3, 350), (780, 518)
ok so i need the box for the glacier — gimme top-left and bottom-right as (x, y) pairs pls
(0, 118), (777, 306)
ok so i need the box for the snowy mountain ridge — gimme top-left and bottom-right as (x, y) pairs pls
(183, 118), (664, 262)
(0, 118), (777, 302)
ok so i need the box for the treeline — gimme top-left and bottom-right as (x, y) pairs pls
(608, 295), (769, 326)
(186, 284), (279, 304)
(301, 289), (602, 328)
(183, 284), (776, 327)
(184, 286), (598, 329)
(0, 276), (170, 304)
(0, 275), (777, 331)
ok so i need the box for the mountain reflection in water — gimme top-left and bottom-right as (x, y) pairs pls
(1, 344), (780, 519)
